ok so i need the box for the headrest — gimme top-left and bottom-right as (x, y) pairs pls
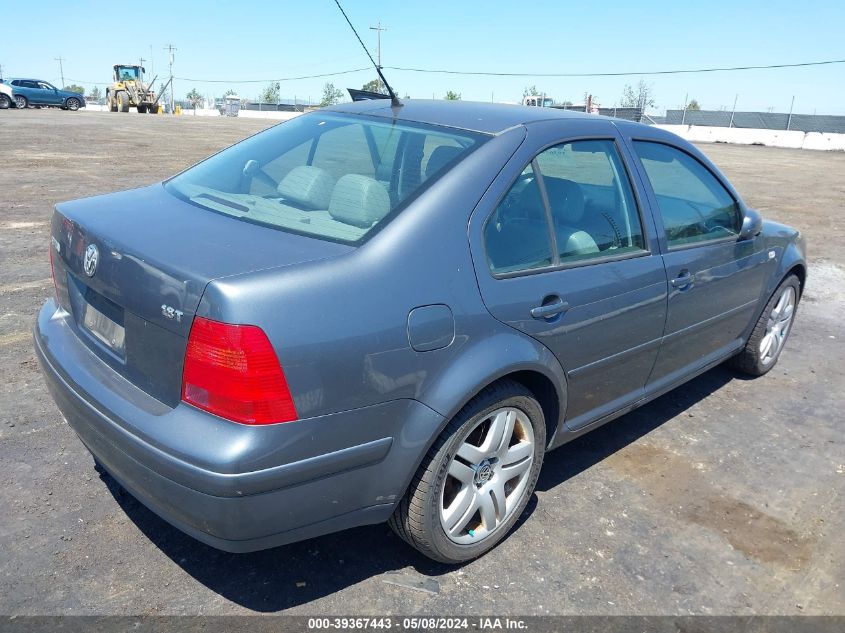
(277, 166), (334, 210)
(425, 145), (462, 179)
(544, 178), (586, 224)
(329, 174), (391, 228)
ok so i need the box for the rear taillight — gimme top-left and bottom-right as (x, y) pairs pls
(181, 317), (297, 425)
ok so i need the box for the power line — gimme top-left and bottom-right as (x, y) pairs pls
(63, 57), (845, 88)
(174, 67), (371, 83)
(65, 66), (371, 86)
(383, 58), (845, 78)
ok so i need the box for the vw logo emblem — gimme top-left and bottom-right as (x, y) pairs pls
(83, 244), (99, 277)
(476, 463), (493, 485)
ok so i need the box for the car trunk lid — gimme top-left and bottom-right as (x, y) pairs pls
(51, 184), (352, 406)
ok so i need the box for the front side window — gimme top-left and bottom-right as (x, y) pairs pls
(165, 113), (486, 244)
(535, 139), (645, 264)
(634, 141), (741, 248)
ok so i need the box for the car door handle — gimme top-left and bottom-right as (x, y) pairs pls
(671, 271), (695, 288)
(530, 297), (570, 319)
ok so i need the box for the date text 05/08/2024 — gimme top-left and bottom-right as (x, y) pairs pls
(306, 617), (528, 630)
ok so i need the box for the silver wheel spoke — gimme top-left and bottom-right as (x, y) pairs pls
(483, 409), (515, 456)
(443, 487), (477, 536)
(448, 459), (476, 485)
(490, 480), (508, 520)
(502, 441), (533, 468)
(500, 457), (533, 482)
(770, 331), (782, 357)
(478, 489), (498, 531)
(457, 441), (486, 465)
(760, 333), (774, 359)
(779, 304), (794, 323)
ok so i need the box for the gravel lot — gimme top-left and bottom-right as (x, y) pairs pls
(1, 109), (843, 616)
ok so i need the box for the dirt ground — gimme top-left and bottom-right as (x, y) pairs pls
(1, 109), (843, 616)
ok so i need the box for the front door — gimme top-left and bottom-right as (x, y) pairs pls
(629, 140), (771, 388)
(471, 123), (667, 432)
(38, 82), (62, 105)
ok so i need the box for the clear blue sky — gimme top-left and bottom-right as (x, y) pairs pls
(2, 0), (843, 114)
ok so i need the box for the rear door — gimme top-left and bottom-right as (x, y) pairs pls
(14, 80), (39, 103)
(470, 120), (667, 431)
(627, 139), (771, 388)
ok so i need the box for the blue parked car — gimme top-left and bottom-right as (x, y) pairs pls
(7, 78), (85, 110)
(35, 100), (805, 563)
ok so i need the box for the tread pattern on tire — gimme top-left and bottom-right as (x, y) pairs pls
(388, 379), (540, 562)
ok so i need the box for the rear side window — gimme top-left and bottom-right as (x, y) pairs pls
(483, 164), (553, 274)
(535, 140), (645, 263)
(634, 141), (741, 248)
(165, 113), (486, 244)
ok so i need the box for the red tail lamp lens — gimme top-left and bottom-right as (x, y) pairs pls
(181, 317), (297, 425)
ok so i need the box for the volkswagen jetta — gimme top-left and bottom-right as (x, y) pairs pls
(34, 100), (806, 563)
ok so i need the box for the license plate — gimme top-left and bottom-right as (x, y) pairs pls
(83, 302), (126, 354)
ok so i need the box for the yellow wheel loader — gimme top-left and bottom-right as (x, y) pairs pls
(106, 64), (167, 113)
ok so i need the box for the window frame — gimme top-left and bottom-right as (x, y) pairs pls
(483, 135), (653, 280)
(631, 139), (743, 253)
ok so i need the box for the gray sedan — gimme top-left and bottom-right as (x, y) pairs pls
(35, 100), (805, 563)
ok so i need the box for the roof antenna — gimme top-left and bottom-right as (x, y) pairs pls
(332, 0), (402, 107)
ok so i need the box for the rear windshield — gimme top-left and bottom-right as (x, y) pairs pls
(165, 112), (487, 244)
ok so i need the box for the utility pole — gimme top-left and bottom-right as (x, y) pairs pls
(164, 44), (177, 113)
(139, 57), (146, 80)
(729, 94), (738, 128)
(369, 21), (387, 92)
(786, 95), (795, 131)
(54, 56), (65, 88)
(150, 45), (154, 77)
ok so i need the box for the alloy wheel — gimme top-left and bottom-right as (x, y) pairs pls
(439, 407), (535, 544)
(760, 286), (796, 365)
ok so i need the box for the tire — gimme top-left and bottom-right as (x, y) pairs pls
(389, 380), (546, 563)
(730, 274), (800, 376)
(137, 104), (147, 114)
(0, 94), (10, 109)
(117, 91), (130, 112)
(108, 92), (118, 112)
(14, 95), (27, 109)
(65, 97), (81, 111)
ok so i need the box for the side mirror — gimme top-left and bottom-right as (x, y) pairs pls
(738, 207), (763, 241)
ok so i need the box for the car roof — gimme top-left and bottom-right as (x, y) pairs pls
(9, 78), (50, 83)
(324, 98), (621, 135)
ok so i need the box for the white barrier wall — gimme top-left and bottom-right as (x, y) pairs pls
(81, 105), (302, 121)
(654, 124), (845, 151)
(236, 110), (303, 121)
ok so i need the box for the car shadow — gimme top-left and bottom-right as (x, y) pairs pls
(536, 365), (735, 492)
(99, 365), (737, 612)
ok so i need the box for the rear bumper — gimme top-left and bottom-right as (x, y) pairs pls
(34, 300), (444, 552)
